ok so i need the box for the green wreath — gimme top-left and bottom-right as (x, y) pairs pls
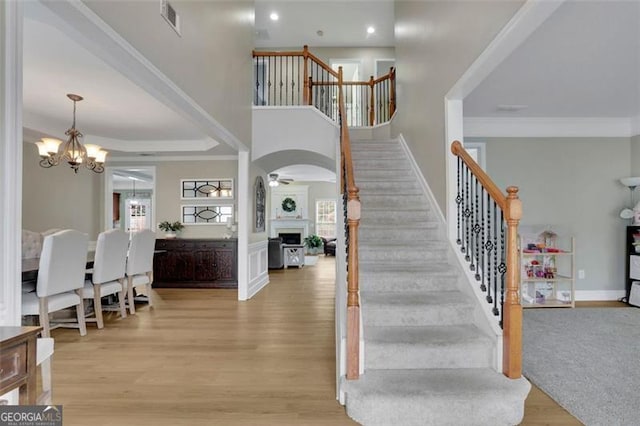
(281, 197), (296, 212)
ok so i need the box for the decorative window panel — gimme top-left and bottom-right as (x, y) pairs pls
(182, 205), (234, 225)
(181, 179), (233, 199)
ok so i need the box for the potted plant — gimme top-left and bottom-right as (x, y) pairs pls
(303, 234), (323, 255)
(158, 221), (184, 239)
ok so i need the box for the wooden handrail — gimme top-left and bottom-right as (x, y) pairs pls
(451, 141), (506, 211)
(450, 140), (522, 379)
(338, 66), (361, 380)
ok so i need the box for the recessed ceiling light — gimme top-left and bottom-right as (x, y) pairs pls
(270, 12), (279, 21)
(367, 26), (375, 34)
(317, 30), (324, 37)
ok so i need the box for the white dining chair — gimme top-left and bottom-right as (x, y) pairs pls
(126, 229), (156, 314)
(22, 229), (89, 337)
(82, 229), (129, 328)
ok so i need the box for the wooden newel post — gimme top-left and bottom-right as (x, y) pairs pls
(503, 186), (522, 379)
(368, 76), (375, 126)
(302, 45), (309, 104)
(346, 194), (361, 380)
(389, 67), (396, 117)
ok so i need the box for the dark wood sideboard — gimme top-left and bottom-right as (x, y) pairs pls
(153, 238), (237, 288)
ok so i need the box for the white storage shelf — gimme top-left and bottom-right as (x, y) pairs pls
(520, 237), (575, 308)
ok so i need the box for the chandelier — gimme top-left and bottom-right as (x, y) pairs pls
(35, 94), (107, 174)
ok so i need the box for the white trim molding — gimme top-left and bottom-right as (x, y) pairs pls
(237, 150), (250, 301)
(464, 116), (637, 138)
(1, 0), (23, 328)
(575, 290), (626, 301)
(247, 240), (269, 299)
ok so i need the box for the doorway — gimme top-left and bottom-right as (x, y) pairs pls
(104, 166), (156, 233)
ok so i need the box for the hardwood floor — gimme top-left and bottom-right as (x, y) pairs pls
(48, 256), (625, 425)
(51, 255), (355, 425)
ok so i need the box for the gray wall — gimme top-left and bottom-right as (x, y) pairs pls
(310, 47), (395, 81)
(23, 142), (102, 238)
(484, 137), (631, 293)
(84, 0), (254, 148)
(393, 1), (524, 211)
(152, 160), (238, 239)
(630, 134), (640, 176)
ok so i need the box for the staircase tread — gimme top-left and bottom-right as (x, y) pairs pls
(343, 368), (530, 398)
(361, 290), (472, 307)
(360, 222), (440, 229)
(364, 324), (492, 346)
(359, 262), (457, 274)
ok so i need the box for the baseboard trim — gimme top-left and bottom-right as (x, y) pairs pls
(575, 290), (626, 301)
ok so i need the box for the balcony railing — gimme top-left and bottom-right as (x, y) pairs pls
(253, 46), (395, 127)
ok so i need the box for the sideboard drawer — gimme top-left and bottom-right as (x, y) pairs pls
(0, 342), (26, 389)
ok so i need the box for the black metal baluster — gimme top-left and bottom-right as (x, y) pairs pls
(493, 200), (499, 317)
(499, 211), (506, 328)
(460, 164), (467, 255)
(479, 185), (486, 287)
(456, 157), (462, 246)
(474, 177), (481, 280)
(464, 166), (471, 262)
(483, 192), (492, 295)
(469, 176), (476, 272)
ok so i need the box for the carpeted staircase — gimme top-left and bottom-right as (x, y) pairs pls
(341, 138), (530, 426)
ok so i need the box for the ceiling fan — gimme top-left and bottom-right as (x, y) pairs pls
(268, 173), (293, 187)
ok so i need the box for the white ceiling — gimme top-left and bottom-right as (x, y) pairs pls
(24, 0), (638, 175)
(254, 0), (395, 48)
(464, 1), (640, 120)
(22, 1), (219, 156)
(272, 164), (336, 183)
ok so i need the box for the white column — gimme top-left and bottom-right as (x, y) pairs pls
(0, 0), (23, 327)
(1, 0), (23, 406)
(444, 98), (463, 242)
(237, 150), (249, 301)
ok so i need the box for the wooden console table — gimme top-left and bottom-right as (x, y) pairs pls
(0, 326), (41, 405)
(153, 238), (237, 288)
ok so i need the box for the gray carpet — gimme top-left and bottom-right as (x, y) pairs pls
(523, 308), (640, 426)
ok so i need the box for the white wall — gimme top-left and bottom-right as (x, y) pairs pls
(484, 137), (630, 295)
(252, 107), (339, 164)
(393, 1), (525, 212)
(83, 0), (253, 148)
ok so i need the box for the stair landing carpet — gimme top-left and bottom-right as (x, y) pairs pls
(342, 138), (530, 426)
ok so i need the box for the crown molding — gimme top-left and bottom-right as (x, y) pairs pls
(464, 116), (636, 138)
(109, 155), (238, 162)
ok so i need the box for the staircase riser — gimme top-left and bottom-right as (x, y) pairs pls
(361, 210), (435, 222)
(360, 195), (429, 209)
(356, 181), (422, 196)
(361, 275), (457, 292)
(363, 306), (474, 326)
(359, 249), (447, 262)
(360, 229), (441, 242)
(355, 169), (415, 179)
(365, 343), (493, 370)
(345, 397), (525, 426)
(352, 151), (407, 160)
(354, 159), (411, 169)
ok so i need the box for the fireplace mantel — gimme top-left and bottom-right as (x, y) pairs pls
(270, 218), (310, 239)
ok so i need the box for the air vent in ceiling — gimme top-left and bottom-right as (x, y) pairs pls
(160, 0), (181, 36)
